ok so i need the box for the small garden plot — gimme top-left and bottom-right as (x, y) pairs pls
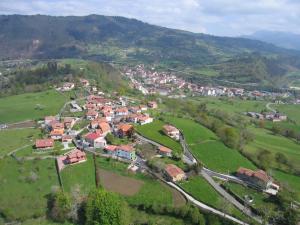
(98, 169), (144, 196)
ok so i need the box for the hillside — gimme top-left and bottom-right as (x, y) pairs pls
(243, 30), (300, 51)
(1, 14), (300, 87)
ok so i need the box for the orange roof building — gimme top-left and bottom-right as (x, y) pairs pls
(35, 139), (54, 150)
(164, 164), (186, 182)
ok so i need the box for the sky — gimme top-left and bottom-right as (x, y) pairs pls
(0, 0), (300, 37)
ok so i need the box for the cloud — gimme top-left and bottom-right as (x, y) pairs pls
(0, 0), (299, 36)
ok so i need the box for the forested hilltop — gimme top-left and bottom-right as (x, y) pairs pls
(1, 14), (300, 87)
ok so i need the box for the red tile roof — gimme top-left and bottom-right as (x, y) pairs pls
(105, 145), (117, 152)
(237, 167), (271, 183)
(118, 124), (133, 132)
(35, 139), (54, 148)
(66, 149), (86, 163)
(85, 132), (102, 140)
(99, 122), (111, 133)
(165, 164), (184, 178)
(163, 125), (179, 133)
(159, 146), (172, 153)
(117, 145), (134, 152)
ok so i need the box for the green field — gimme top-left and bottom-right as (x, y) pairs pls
(245, 126), (300, 171)
(180, 176), (247, 221)
(135, 120), (182, 154)
(0, 90), (68, 123)
(192, 97), (267, 114)
(0, 158), (58, 221)
(165, 117), (256, 173)
(0, 128), (41, 157)
(272, 170), (300, 201)
(61, 154), (96, 194)
(274, 104), (300, 124)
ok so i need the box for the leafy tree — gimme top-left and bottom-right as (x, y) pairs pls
(49, 190), (71, 222)
(85, 188), (130, 225)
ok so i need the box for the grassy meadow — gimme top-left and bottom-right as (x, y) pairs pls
(0, 158), (58, 221)
(0, 90), (68, 123)
(245, 126), (300, 171)
(165, 117), (256, 173)
(0, 128), (41, 157)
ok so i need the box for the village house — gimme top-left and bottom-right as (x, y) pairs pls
(35, 138), (54, 150)
(164, 164), (186, 182)
(80, 78), (90, 87)
(98, 122), (111, 136)
(129, 106), (142, 114)
(86, 110), (99, 120)
(126, 114), (139, 123)
(50, 129), (64, 140)
(158, 146), (172, 157)
(104, 145), (136, 161)
(117, 124), (134, 137)
(137, 114), (153, 125)
(163, 125), (180, 140)
(65, 149), (87, 165)
(62, 134), (73, 144)
(147, 101), (158, 109)
(44, 116), (57, 125)
(63, 117), (76, 129)
(115, 107), (129, 116)
(61, 82), (75, 91)
(50, 122), (64, 130)
(90, 117), (108, 129)
(139, 105), (148, 111)
(84, 132), (107, 148)
(103, 111), (113, 122)
(237, 167), (280, 195)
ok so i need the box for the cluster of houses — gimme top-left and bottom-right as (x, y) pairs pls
(35, 116), (77, 151)
(123, 64), (292, 100)
(246, 111), (287, 122)
(237, 167), (280, 195)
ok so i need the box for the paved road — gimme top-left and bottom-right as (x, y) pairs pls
(166, 182), (249, 225)
(201, 170), (262, 224)
(136, 130), (262, 224)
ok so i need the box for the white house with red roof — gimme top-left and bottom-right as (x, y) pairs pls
(85, 132), (107, 148)
(115, 107), (129, 116)
(137, 114), (153, 125)
(164, 164), (186, 182)
(158, 146), (172, 157)
(86, 110), (99, 120)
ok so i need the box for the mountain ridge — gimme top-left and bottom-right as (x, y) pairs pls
(1, 14), (300, 87)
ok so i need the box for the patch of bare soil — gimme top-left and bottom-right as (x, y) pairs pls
(7, 120), (36, 129)
(99, 169), (144, 196)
